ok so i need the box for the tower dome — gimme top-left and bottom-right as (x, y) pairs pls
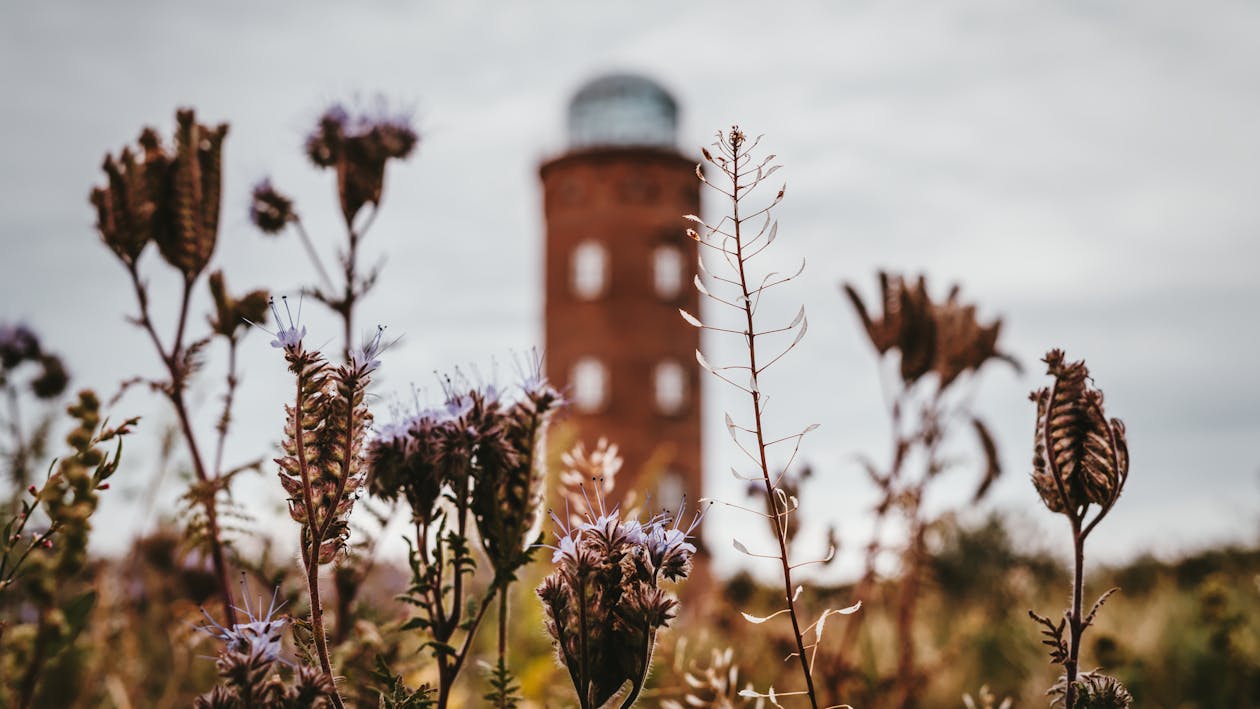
(567, 73), (678, 150)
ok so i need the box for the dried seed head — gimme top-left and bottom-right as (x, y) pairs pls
(844, 272), (1016, 388)
(248, 178), (295, 234)
(1, 322), (44, 372)
(30, 354), (69, 400)
(304, 101), (419, 226)
(1030, 350), (1129, 516)
(91, 108), (228, 278)
(207, 270), (269, 340)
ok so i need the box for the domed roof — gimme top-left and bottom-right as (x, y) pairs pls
(567, 73), (678, 149)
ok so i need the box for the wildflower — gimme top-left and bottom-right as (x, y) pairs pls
(198, 577), (288, 663)
(265, 296), (307, 353)
(537, 493), (700, 708)
(349, 325), (386, 376)
(644, 505), (704, 582)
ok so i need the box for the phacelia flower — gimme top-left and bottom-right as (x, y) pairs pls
(199, 577), (288, 663)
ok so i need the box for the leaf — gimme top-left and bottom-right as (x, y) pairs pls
(683, 214), (703, 223)
(803, 423), (820, 434)
(741, 608), (790, 624)
(789, 314), (809, 348)
(732, 538), (751, 555)
(693, 274), (715, 300)
(971, 417), (1001, 502)
(696, 349), (713, 373)
(788, 305), (805, 329)
(679, 308), (703, 328)
(1083, 587), (1120, 628)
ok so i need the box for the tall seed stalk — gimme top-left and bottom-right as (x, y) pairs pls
(683, 127), (857, 708)
(270, 303), (385, 709)
(91, 109), (264, 627)
(1028, 349), (1132, 709)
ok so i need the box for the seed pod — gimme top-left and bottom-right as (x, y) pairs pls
(1030, 350), (1128, 516)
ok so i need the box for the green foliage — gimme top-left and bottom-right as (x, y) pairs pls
(371, 656), (435, 708)
(483, 657), (521, 709)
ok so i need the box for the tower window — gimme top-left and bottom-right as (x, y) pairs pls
(653, 244), (684, 300)
(654, 359), (687, 415)
(571, 241), (608, 300)
(571, 357), (609, 412)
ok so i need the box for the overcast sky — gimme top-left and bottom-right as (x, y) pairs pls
(2, 0), (1258, 581)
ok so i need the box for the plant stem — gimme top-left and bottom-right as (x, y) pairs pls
(305, 544), (343, 709)
(728, 143), (818, 709)
(1066, 528), (1085, 709)
(125, 264), (236, 627)
(290, 360), (344, 709)
(497, 586), (508, 709)
(292, 217), (336, 294)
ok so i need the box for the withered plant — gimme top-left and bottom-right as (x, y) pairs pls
(250, 100), (419, 641)
(682, 127), (858, 708)
(249, 100), (418, 359)
(91, 109), (268, 627)
(660, 646), (759, 709)
(367, 367), (560, 708)
(266, 302), (385, 709)
(1028, 350), (1131, 708)
(840, 272), (1016, 706)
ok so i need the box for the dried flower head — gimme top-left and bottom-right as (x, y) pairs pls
(558, 438), (624, 525)
(304, 101), (419, 226)
(91, 109), (227, 278)
(207, 270), (269, 340)
(1048, 670), (1133, 709)
(1, 322), (69, 400)
(0, 322), (41, 369)
(1030, 350), (1129, 516)
(661, 647), (759, 709)
(249, 178), (296, 234)
(844, 272), (1016, 387)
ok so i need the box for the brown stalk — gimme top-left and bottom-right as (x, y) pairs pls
(289, 358), (344, 709)
(125, 262), (236, 627)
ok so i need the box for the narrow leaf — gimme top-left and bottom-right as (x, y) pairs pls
(741, 608), (790, 624)
(679, 308), (703, 328)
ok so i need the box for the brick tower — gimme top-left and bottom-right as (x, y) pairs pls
(540, 74), (702, 514)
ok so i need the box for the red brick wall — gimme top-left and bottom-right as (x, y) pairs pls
(540, 146), (703, 515)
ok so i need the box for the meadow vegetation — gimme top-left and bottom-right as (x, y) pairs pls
(1, 105), (1256, 708)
